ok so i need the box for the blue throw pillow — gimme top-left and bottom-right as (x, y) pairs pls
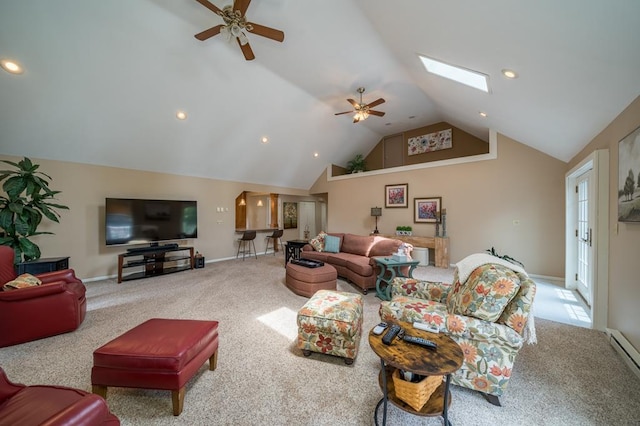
(323, 235), (340, 253)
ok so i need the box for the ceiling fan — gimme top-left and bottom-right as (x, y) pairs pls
(194, 0), (285, 61)
(335, 87), (386, 123)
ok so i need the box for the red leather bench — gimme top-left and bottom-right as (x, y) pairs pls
(91, 318), (219, 416)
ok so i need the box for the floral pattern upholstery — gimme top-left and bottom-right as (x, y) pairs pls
(379, 264), (536, 398)
(297, 290), (363, 361)
(447, 264), (522, 322)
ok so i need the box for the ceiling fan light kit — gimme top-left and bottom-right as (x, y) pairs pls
(335, 87), (386, 123)
(194, 0), (285, 60)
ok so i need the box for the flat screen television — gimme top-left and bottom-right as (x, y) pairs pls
(105, 198), (197, 246)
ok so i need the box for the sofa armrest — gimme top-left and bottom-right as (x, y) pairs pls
(389, 277), (452, 303)
(41, 393), (112, 426)
(301, 244), (314, 252)
(0, 282), (67, 301)
(36, 269), (81, 285)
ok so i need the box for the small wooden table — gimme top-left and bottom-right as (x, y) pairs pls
(373, 256), (420, 301)
(369, 321), (463, 426)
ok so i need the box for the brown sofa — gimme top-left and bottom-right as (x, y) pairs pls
(300, 233), (410, 294)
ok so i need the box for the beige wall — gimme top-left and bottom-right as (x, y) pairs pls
(311, 133), (567, 277)
(568, 95), (640, 351)
(0, 155), (307, 279)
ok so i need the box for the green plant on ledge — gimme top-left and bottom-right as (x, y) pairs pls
(0, 157), (69, 264)
(346, 154), (366, 173)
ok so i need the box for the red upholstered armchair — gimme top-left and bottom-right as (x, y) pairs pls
(0, 246), (87, 348)
(0, 367), (119, 425)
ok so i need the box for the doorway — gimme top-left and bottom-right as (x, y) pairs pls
(565, 149), (609, 330)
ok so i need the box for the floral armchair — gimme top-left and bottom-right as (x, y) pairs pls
(379, 255), (537, 405)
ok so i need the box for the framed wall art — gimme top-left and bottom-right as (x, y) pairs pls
(414, 197), (441, 223)
(385, 184), (408, 208)
(283, 202), (298, 229)
(618, 125), (640, 222)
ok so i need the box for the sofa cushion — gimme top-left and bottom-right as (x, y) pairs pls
(324, 235), (341, 253)
(346, 258), (374, 277)
(447, 264), (522, 322)
(300, 251), (330, 263)
(2, 274), (42, 291)
(309, 231), (327, 252)
(341, 234), (375, 256)
(369, 237), (404, 257)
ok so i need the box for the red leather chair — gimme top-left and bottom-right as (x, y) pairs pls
(0, 367), (119, 425)
(0, 246), (87, 348)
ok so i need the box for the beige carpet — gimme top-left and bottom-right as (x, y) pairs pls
(1, 255), (639, 425)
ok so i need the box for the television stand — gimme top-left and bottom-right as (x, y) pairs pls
(117, 246), (194, 283)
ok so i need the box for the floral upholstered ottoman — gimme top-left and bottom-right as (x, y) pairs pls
(297, 289), (363, 365)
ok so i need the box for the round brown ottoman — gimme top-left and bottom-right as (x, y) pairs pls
(286, 263), (337, 297)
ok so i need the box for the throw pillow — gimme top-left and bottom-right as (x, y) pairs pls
(2, 273), (42, 291)
(309, 231), (327, 252)
(448, 264), (521, 322)
(323, 235), (341, 253)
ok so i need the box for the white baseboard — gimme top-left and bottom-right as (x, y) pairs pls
(607, 328), (640, 380)
(529, 274), (565, 286)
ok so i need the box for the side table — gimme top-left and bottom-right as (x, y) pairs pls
(16, 256), (70, 275)
(373, 256), (420, 301)
(284, 240), (308, 267)
(369, 321), (463, 426)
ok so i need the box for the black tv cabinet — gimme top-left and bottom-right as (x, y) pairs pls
(117, 246), (194, 283)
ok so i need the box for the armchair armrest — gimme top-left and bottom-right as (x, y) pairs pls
(389, 277), (452, 303)
(0, 282), (66, 302)
(36, 269), (81, 285)
(0, 368), (25, 403)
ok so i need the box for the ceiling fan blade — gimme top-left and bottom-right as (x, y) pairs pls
(347, 99), (359, 108)
(368, 110), (386, 117)
(334, 111), (353, 116)
(195, 25), (224, 41)
(366, 98), (385, 109)
(194, 0), (223, 15)
(234, 0), (251, 16)
(237, 39), (255, 60)
(247, 22), (285, 42)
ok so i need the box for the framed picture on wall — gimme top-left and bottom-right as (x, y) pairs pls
(618, 125), (640, 222)
(283, 202), (298, 229)
(414, 197), (441, 223)
(385, 184), (408, 208)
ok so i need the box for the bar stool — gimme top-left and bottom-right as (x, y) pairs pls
(265, 229), (284, 255)
(236, 230), (257, 260)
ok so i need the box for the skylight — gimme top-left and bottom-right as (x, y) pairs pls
(419, 55), (489, 93)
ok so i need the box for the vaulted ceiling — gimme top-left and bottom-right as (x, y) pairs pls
(1, 1), (639, 189)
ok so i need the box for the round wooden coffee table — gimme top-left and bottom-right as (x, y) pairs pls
(369, 320), (463, 426)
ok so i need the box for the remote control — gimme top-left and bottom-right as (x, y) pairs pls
(382, 324), (402, 345)
(402, 335), (438, 350)
(413, 322), (439, 333)
(372, 322), (388, 335)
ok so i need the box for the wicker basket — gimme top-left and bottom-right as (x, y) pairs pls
(392, 369), (442, 411)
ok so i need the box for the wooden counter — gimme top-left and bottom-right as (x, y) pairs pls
(380, 235), (450, 268)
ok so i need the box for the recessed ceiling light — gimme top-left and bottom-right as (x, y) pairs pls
(1, 59), (24, 75)
(385, 123), (392, 126)
(419, 55), (489, 92)
(176, 111), (187, 120)
(261, 137), (269, 144)
(502, 69), (518, 79)
(408, 116), (416, 119)
(479, 111), (488, 117)
(313, 152), (319, 157)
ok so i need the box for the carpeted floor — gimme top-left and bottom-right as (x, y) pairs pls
(1, 255), (639, 425)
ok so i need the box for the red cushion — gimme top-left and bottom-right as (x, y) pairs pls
(93, 319), (218, 372)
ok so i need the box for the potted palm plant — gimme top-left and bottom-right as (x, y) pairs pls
(346, 154), (366, 173)
(0, 157), (69, 264)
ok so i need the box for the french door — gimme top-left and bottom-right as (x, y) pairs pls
(576, 171), (592, 306)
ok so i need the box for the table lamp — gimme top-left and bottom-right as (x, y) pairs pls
(371, 207), (382, 234)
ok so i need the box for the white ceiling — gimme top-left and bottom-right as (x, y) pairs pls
(1, 1), (639, 189)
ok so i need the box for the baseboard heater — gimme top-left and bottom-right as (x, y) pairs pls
(607, 328), (640, 380)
